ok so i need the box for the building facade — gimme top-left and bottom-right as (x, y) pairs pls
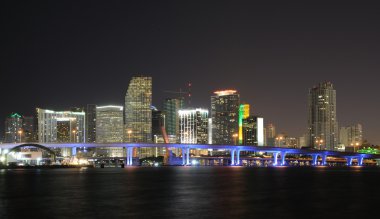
(22, 116), (36, 142)
(125, 76), (153, 158)
(340, 124), (363, 151)
(86, 104), (97, 143)
(307, 82), (338, 150)
(242, 116), (264, 146)
(163, 97), (184, 139)
(4, 113), (23, 143)
(211, 90), (240, 145)
(238, 104), (250, 144)
(37, 108), (85, 143)
(96, 105), (124, 157)
(178, 108), (209, 144)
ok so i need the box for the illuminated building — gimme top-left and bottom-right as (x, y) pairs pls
(340, 124), (363, 152)
(4, 113), (23, 143)
(211, 90), (240, 145)
(152, 107), (165, 139)
(125, 76), (153, 157)
(238, 104), (250, 144)
(86, 104), (97, 143)
(37, 108), (85, 156)
(22, 116), (36, 142)
(179, 108), (209, 156)
(242, 116), (264, 146)
(266, 123), (276, 146)
(179, 108), (209, 144)
(163, 97), (184, 139)
(96, 105), (124, 157)
(308, 82), (338, 150)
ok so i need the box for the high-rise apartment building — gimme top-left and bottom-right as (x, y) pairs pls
(96, 105), (124, 157)
(242, 116), (264, 146)
(86, 104), (97, 143)
(211, 90), (240, 145)
(340, 124), (363, 150)
(4, 113), (23, 143)
(307, 82), (338, 150)
(163, 97), (184, 139)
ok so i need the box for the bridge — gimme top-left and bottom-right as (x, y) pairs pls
(1, 143), (380, 166)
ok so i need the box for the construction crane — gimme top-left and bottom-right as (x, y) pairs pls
(163, 82), (192, 106)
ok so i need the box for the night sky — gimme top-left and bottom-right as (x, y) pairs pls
(1, 1), (380, 144)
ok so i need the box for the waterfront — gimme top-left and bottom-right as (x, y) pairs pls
(0, 167), (379, 218)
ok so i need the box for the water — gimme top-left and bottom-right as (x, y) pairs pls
(0, 167), (379, 218)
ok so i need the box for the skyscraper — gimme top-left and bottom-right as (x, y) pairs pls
(37, 108), (85, 156)
(163, 97), (184, 139)
(307, 82), (338, 150)
(178, 108), (209, 144)
(96, 105), (124, 157)
(86, 104), (97, 143)
(238, 104), (250, 144)
(266, 123), (276, 146)
(37, 108), (86, 143)
(242, 116), (264, 146)
(125, 76), (153, 158)
(211, 90), (240, 145)
(125, 76), (152, 143)
(22, 116), (36, 142)
(4, 113), (23, 143)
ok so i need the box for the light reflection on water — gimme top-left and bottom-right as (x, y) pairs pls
(0, 167), (379, 218)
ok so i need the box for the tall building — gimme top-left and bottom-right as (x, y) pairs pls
(86, 104), (97, 143)
(4, 113), (23, 143)
(125, 76), (152, 143)
(266, 123), (276, 146)
(125, 76), (153, 158)
(152, 106), (165, 139)
(37, 109), (86, 144)
(179, 108), (209, 156)
(211, 90), (240, 145)
(307, 82), (338, 150)
(96, 106), (124, 157)
(22, 116), (36, 142)
(242, 116), (264, 146)
(238, 104), (250, 144)
(340, 124), (363, 150)
(178, 108), (209, 144)
(163, 97), (184, 139)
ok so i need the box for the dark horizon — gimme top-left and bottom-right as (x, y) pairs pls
(1, 1), (380, 144)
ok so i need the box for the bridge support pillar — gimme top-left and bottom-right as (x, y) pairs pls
(231, 149), (235, 166)
(186, 147), (190, 165)
(281, 152), (287, 166)
(321, 155), (327, 166)
(236, 150), (241, 165)
(181, 148), (186, 165)
(346, 157), (353, 166)
(273, 152), (279, 166)
(72, 147), (77, 156)
(311, 154), (319, 166)
(357, 156), (364, 166)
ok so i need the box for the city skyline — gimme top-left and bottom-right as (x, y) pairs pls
(2, 2), (380, 144)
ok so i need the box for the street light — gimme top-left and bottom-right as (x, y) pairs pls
(127, 130), (132, 142)
(276, 136), (283, 147)
(18, 130), (23, 143)
(72, 130), (77, 143)
(315, 139), (323, 150)
(354, 142), (359, 152)
(232, 133), (238, 145)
